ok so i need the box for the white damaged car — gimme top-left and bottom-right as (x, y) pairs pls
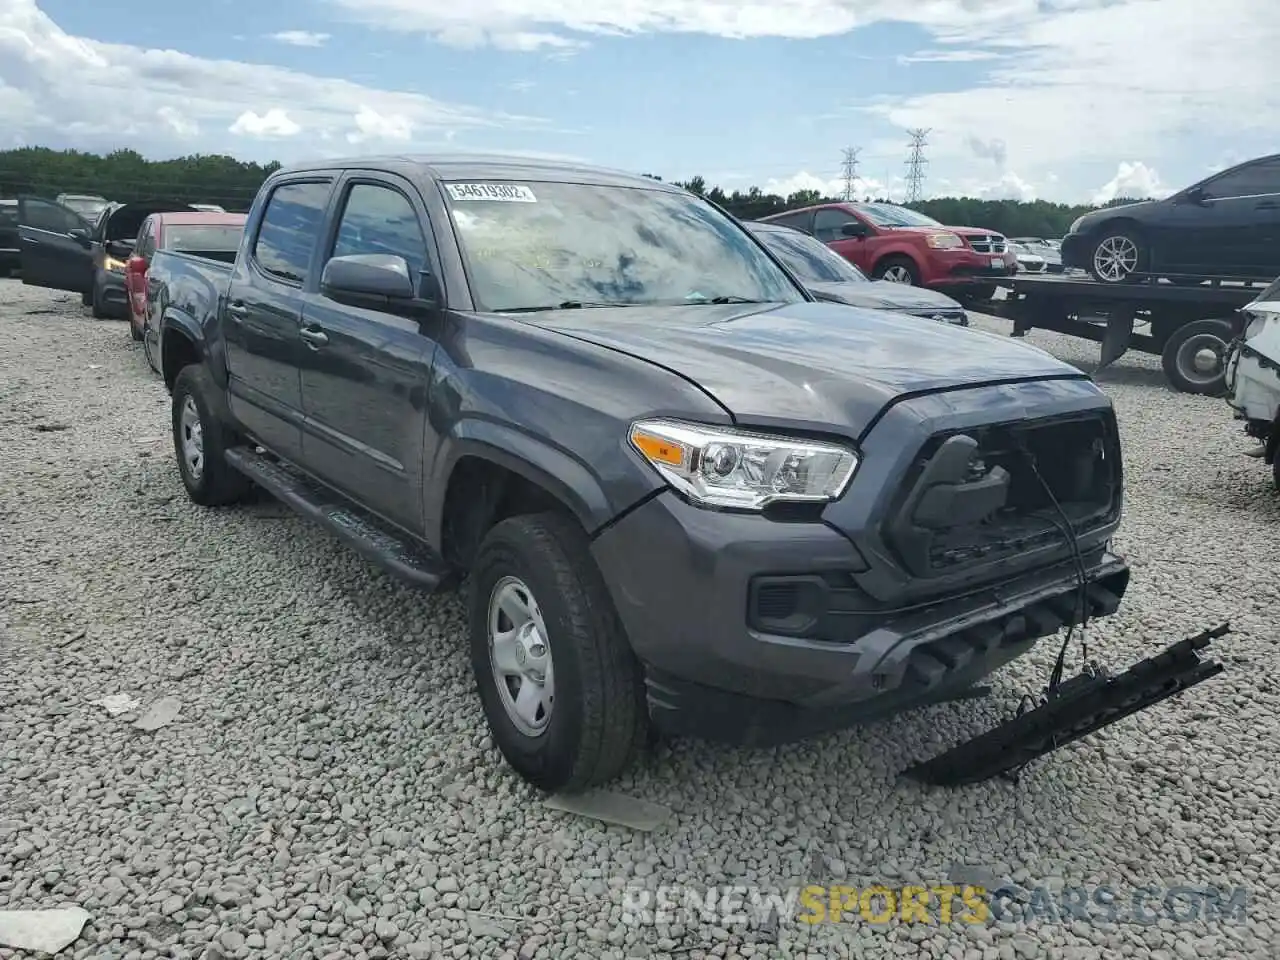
(1224, 275), (1280, 488)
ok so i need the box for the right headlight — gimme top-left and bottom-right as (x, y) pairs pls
(628, 418), (859, 511)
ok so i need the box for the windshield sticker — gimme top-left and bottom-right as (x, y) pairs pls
(446, 183), (537, 203)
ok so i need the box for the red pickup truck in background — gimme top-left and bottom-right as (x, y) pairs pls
(125, 212), (246, 342)
(759, 201), (1015, 299)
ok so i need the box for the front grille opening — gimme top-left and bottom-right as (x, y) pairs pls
(888, 412), (1122, 575)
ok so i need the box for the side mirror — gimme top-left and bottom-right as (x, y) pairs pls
(840, 222), (868, 238)
(322, 254), (415, 300)
(68, 227), (92, 248)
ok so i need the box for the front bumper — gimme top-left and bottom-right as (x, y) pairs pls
(593, 491), (1128, 746)
(929, 253), (1015, 288)
(1225, 340), (1280, 432)
(1060, 234), (1088, 270)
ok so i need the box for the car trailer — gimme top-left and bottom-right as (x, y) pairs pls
(986, 274), (1275, 395)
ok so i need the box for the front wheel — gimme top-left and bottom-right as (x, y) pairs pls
(1088, 228), (1146, 283)
(90, 276), (109, 319)
(1160, 318), (1236, 396)
(468, 512), (648, 793)
(874, 256), (920, 286)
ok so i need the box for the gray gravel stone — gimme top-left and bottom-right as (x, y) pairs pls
(0, 285), (1277, 959)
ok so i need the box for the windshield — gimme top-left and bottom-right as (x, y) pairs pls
(61, 196), (109, 220)
(165, 224), (244, 253)
(442, 180), (804, 312)
(851, 202), (942, 228)
(752, 227), (867, 284)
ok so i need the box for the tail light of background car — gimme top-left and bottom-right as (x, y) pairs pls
(127, 256), (148, 316)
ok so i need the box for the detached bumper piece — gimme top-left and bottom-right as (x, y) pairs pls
(902, 623), (1228, 786)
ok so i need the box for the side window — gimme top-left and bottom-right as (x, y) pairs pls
(772, 211), (814, 234)
(253, 181), (332, 283)
(23, 199), (85, 235)
(329, 183), (427, 279)
(813, 208), (860, 243)
(136, 219), (155, 258)
(1208, 159), (1280, 199)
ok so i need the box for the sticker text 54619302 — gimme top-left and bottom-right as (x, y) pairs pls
(446, 183), (538, 203)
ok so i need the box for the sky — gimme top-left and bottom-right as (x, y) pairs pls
(1, 0), (1276, 205)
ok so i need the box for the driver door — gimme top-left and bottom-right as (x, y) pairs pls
(18, 196), (95, 293)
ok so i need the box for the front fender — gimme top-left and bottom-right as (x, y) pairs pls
(424, 419), (661, 544)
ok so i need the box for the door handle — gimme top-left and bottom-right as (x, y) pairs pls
(300, 327), (329, 348)
(225, 301), (248, 321)
(1256, 201), (1278, 210)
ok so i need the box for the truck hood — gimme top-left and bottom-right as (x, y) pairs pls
(806, 280), (963, 313)
(520, 301), (1081, 435)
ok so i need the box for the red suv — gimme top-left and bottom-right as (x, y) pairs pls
(759, 201), (1014, 297)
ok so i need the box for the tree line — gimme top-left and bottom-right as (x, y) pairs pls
(0, 147), (1143, 238)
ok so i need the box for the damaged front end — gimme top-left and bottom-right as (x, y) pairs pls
(1225, 279), (1280, 483)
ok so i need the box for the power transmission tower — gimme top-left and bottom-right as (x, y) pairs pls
(904, 128), (930, 203)
(841, 147), (861, 201)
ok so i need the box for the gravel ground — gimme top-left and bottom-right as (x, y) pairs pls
(1, 279), (1278, 960)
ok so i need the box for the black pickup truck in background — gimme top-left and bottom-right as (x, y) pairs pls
(157, 155), (1130, 792)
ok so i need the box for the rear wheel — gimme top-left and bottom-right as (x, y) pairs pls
(874, 256), (920, 286)
(1088, 228), (1146, 283)
(468, 512), (648, 793)
(1160, 318), (1236, 396)
(129, 315), (144, 342)
(171, 365), (252, 506)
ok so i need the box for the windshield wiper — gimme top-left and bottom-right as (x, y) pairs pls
(501, 300), (635, 313)
(684, 295), (773, 305)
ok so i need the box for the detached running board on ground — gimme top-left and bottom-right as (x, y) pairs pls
(902, 623), (1228, 786)
(225, 446), (451, 591)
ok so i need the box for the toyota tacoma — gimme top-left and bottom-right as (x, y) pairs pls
(157, 155), (1129, 792)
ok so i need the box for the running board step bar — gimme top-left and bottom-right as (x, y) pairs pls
(225, 446), (451, 591)
(902, 623), (1229, 786)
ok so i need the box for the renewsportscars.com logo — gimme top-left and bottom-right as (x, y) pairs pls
(620, 883), (1249, 928)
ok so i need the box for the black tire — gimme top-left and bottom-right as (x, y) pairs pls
(129, 317), (144, 342)
(81, 288), (92, 307)
(90, 277), (108, 319)
(873, 255), (921, 286)
(1087, 226), (1147, 284)
(1273, 454), (1280, 493)
(171, 365), (251, 506)
(469, 512), (648, 793)
(1160, 318), (1236, 396)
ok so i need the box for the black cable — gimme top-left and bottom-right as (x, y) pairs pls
(1013, 434), (1091, 695)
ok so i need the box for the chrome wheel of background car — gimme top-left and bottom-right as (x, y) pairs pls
(487, 575), (555, 737)
(179, 394), (205, 482)
(1093, 235), (1139, 282)
(881, 265), (914, 284)
(1174, 333), (1228, 389)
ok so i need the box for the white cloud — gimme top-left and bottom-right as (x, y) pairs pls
(229, 108), (302, 138)
(268, 30), (332, 47)
(0, 0), (539, 159)
(345, 106), (414, 143)
(1092, 161), (1168, 205)
(156, 106), (198, 137)
(758, 170), (888, 202)
(861, 0), (1279, 200)
(896, 48), (1004, 64)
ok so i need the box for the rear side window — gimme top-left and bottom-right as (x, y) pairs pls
(253, 181), (331, 283)
(166, 224), (244, 253)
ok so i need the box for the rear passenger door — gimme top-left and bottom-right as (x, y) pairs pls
(224, 178), (334, 463)
(298, 174), (442, 534)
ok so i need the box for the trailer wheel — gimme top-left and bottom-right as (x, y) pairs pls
(1088, 227), (1146, 284)
(1160, 318), (1235, 396)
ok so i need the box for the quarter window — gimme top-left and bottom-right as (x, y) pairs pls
(253, 181), (332, 283)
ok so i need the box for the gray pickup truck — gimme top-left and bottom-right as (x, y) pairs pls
(154, 154), (1130, 792)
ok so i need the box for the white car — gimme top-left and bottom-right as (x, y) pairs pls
(1224, 276), (1280, 487)
(1008, 240), (1046, 274)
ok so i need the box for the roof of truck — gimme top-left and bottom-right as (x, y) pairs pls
(272, 153), (680, 192)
